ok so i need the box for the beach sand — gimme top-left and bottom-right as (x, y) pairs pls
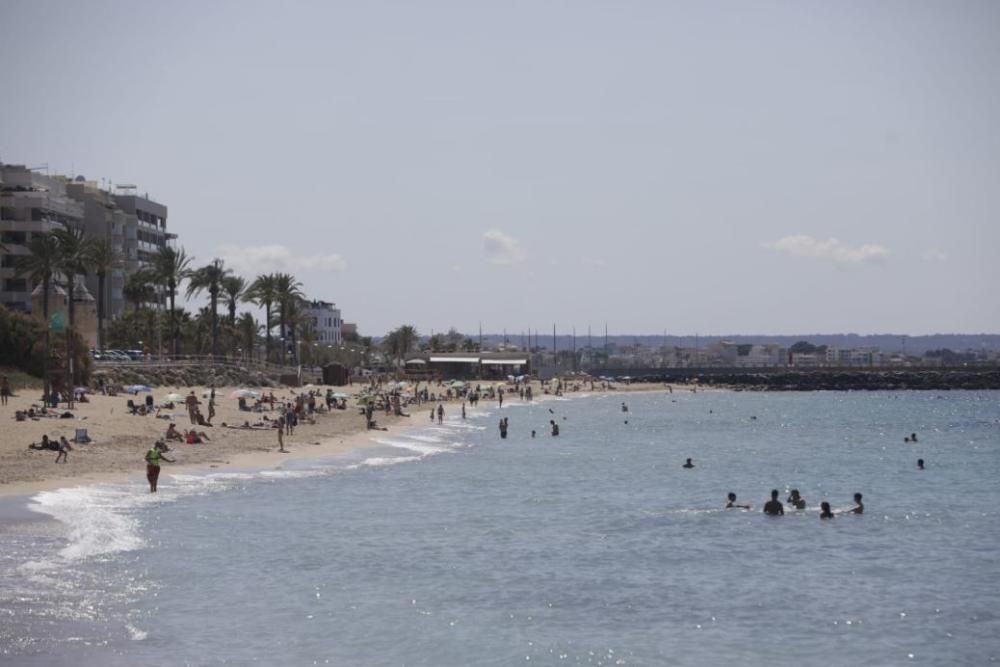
(0, 379), (679, 498)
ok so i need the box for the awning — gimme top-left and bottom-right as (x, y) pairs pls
(429, 356), (480, 363)
(404, 359), (427, 364)
(481, 359), (528, 365)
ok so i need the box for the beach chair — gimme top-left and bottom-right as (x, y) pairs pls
(73, 428), (91, 444)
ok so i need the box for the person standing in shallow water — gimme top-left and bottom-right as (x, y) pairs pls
(145, 441), (174, 493)
(820, 502), (834, 519)
(726, 492), (749, 509)
(850, 493), (864, 514)
(917, 458), (924, 470)
(437, 404), (444, 424)
(682, 458), (694, 469)
(787, 489), (806, 510)
(498, 417), (508, 439)
(763, 489), (784, 515)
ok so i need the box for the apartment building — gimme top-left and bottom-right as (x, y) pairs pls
(64, 179), (172, 319)
(0, 164), (84, 312)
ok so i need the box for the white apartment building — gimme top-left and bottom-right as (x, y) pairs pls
(305, 300), (342, 344)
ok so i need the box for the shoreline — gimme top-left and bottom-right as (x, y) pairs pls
(0, 380), (679, 503)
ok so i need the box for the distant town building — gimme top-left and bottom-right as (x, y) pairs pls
(341, 322), (358, 340)
(304, 300), (342, 344)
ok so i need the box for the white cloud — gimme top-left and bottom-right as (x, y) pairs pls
(483, 229), (525, 265)
(218, 244), (347, 275)
(764, 235), (889, 263)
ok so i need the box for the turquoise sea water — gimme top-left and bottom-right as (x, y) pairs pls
(2, 390), (999, 666)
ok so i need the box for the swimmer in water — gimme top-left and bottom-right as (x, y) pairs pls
(763, 489), (784, 516)
(725, 492), (750, 509)
(621, 402), (628, 413)
(850, 492), (864, 514)
(787, 489), (806, 510)
(917, 458), (924, 470)
(911, 433), (918, 442)
(820, 502), (834, 519)
(682, 458), (694, 469)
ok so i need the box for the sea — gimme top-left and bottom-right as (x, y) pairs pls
(1, 390), (999, 666)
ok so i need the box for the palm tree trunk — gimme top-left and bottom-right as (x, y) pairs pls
(264, 302), (272, 364)
(211, 291), (219, 359)
(66, 278), (75, 408)
(42, 275), (51, 402)
(97, 272), (106, 351)
(280, 303), (287, 365)
(169, 284), (178, 358)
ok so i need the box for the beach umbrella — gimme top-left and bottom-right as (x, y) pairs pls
(163, 392), (184, 402)
(332, 392), (351, 399)
(450, 380), (466, 388)
(125, 385), (152, 394)
(228, 389), (260, 400)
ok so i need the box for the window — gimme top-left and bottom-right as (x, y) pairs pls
(1, 254), (16, 268)
(1, 231), (26, 245)
(4, 278), (27, 292)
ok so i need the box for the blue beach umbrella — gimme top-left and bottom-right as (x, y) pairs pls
(125, 385), (152, 394)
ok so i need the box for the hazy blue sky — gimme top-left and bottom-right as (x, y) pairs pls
(2, 0), (998, 336)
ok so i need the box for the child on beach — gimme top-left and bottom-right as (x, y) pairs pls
(55, 436), (73, 463)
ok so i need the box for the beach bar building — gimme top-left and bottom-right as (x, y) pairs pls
(405, 352), (530, 380)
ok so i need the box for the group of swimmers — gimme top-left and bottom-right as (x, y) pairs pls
(745, 489), (864, 518)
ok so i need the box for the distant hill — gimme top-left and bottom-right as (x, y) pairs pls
(474, 333), (1000, 355)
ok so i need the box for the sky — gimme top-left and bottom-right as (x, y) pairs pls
(2, 0), (998, 337)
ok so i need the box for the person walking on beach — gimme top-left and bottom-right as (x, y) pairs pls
(763, 489), (784, 516)
(276, 416), (287, 452)
(145, 441), (174, 493)
(55, 436), (73, 463)
(208, 386), (217, 423)
(185, 391), (199, 425)
(0, 375), (10, 406)
(437, 404), (444, 424)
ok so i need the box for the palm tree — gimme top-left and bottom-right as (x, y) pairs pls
(151, 246), (192, 357)
(14, 232), (61, 400)
(397, 324), (418, 359)
(273, 272), (303, 365)
(53, 226), (93, 392)
(186, 258), (231, 359)
(221, 275), (246, 327)
(88, 240), (119, 352)
(243, 273), (278, 363)
(284, 296), (312, 365)
(236, 312), (261, 361)
(123, 269), (156, 312)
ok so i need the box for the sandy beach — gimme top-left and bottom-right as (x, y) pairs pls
(0, 378), (678, 498)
